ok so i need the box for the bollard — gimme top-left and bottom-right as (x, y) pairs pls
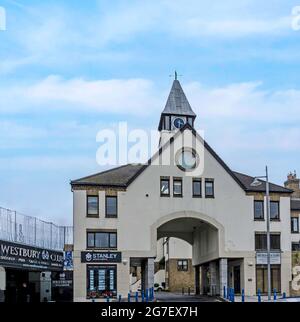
(230, 288), (235, 302)
(273, 289), (277, 302)
(135, 291), (139, 302)
(141, 290), (145, 302)
(283, 292), (286, 299)
(118, 295), (122, 302)
(258, 289), (261, 303)
(227, 287), (230, 300)
(223, 286), (226, 299)
(145, 288), (149, 302)
(106, 296), (110, 302)
(92, 298), (95, 303)
(241, 289), (245, 303)
(128, 293), (131, 302)
(149, 288), (153, 301)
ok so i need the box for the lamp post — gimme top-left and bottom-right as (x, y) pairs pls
(251, 166), (271, 301)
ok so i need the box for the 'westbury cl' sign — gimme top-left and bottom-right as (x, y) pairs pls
(0, 240), (64, 271)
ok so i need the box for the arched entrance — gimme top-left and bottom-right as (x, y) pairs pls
(137, 212), (229, 298)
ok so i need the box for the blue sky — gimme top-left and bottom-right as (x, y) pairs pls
(0, 0), (300, 224)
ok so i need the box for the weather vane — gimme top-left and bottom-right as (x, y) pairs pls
(169, 70), (182, 80)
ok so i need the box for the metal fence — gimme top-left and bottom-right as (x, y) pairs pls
(0, 207), (73, 251)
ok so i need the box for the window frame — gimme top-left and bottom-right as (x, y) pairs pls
(192, 178), (202, 198)
(160, 177), (170, 197)
(291, 217), (299, 234)
(105, 196), (118, 218)
(177, 259), (188, 272)
(86, 231), (117, 250)
(255, 232), (281, 251)
(205, 179), (215, 198)
(254, 200), (264, 221)
(173, 178), (183, 197)
(87, 195), (99, 218)
(270, 201), (280, 221)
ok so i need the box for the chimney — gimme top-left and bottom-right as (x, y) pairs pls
(284, 170), (300, 198)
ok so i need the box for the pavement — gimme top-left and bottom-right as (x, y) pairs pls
(155, 292), (221, 302)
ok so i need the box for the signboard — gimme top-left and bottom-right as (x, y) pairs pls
(256, 252), (281, 265)
(64, 251), (73, 270)
(81, 251), (122, 263)
(0, 240), (64, 271)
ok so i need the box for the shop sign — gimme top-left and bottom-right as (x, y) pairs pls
(256, 252), (281, 265)
(0, 240), (64, 271)
(81, 251), (122, 263)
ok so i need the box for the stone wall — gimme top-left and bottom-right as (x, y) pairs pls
(291, 252), (300, 296)
(167, 259), (194, 292)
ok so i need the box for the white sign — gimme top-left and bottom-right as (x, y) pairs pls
(256, 252), (281, 265)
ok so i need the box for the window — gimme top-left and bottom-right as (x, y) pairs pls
(173, 178), (183, 197)
(254, 201), (264, 220)
(193, 179), (202, 197)
(255, 233), (281, 251)
(270, 201), (280, 220)
(87, 196), (99, 217)
(87, 231), (117, 249)
(177, 260), (188, 271)
(106, 196), (117, 218)
(87, 265), (117, 298)
(160, 178), (170, 197)
(292, 242), (300, 251)
(291, 217), (299, 233)
(256, 265), (281, 294)
(205, 179), (214, 198)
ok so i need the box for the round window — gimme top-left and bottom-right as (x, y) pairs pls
(176, 149), (199, 171)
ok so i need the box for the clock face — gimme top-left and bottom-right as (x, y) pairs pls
(173, 118), (185, 129)
(176, 149), (198, 171)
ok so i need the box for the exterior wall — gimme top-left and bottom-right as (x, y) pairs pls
(72, 128), (292, 300)
(167, 259), (194, 292)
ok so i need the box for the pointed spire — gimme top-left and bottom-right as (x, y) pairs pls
(162, 79), (196, 117)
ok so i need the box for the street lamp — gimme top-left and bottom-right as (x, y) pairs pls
(250, 166), (271, 301)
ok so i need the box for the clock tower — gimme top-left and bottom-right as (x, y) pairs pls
(158, 76), (196, 146)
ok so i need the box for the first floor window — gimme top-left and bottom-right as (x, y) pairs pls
(106, 196), (118, 217)
(160, 178), (170, 196)
(292, 242), (300, 251)
(87, 195), (99, 217)
(254, 200), (264, 220)
(177, 259), (188, 271)
(256, 265), (281, 294)
(193, 178), (202, 197)
(87, 231), (117, 249)
(173, 178), (183, 197)
(255, 233), (281, 251)
(205, 179), (214, 198)
(87, 265), (117, 298)
(291, 217), (299, 233)
(270, 201), (280, 220)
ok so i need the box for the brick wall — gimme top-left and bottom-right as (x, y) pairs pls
(167, 259), (194, 292)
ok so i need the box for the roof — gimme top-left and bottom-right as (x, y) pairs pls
(71, 164), (147, 187)
(71, 126), (291, 194)
(233, 171), (292, 194)
(161, 80), (196, 117)
(291, 199), (300, 211)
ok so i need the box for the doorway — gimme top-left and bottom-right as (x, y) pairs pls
(233, 266), (241, 294)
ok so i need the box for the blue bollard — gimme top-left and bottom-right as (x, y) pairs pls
(273, 289), (277, 302)
(135, 291), (139, 302)
(128, 293), (131, 302)
(223, 286), (226, 298)
(283, 292), (286, 299)
(106, 296), (110, 302)
(227, 287), (230, 300)
(145, 288), (149, 302)
(242, 289), (245, 303)
(141, 290), (145, 302)
(118, 295), (122, 302)
(258, 289), (261, 303)
(231, 288), (235, 302)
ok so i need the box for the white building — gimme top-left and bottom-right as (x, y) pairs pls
(71, 78), (293, 301)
